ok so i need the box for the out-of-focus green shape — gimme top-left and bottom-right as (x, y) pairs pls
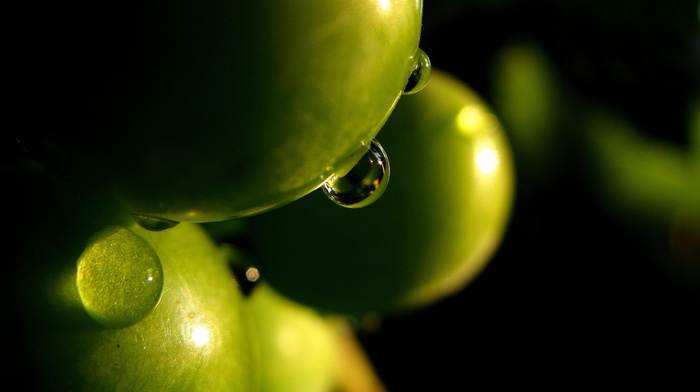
(490, 40), (566, 185)
(77, 225), (163, 329)
(246, 283), (337, 392)
(585, 107), (699, 226)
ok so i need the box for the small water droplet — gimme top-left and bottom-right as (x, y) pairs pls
(230, 263), (258, 296)
(403, 48), (431, 95)
(323, 138), (390, 208)
(131, 214), (179, 231)
(77, 226), (164, 328)
(245, 267), (260, 282)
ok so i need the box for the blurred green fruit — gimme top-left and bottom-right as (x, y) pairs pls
(247, 283), (337, 392)
(12, 1), (425, 223)
(490, 40), (566, 186)
(245, 70), (515, 317)
(583, 106), (700, 287)
(584, 107), (699, 226)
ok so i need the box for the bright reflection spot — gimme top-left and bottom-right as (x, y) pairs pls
(277, 329), (301, 357)
(456, 105), (498, 136)
(378, 0), (391, 11)
(476, 147), (499, 176)
(191, 325), (211, 347)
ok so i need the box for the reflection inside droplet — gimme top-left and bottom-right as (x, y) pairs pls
(403, 48), (432, 95)
(77, 226), (164, 329)
(323, 138), (390, 208)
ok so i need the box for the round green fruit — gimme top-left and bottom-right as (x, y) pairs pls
(6, 172), (256, 392)
(13, 1), (425, 223)
(246, 283), (337, 392)
(245, 70), (515, 317)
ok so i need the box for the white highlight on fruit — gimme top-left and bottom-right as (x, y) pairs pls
(378, 0), (391, 12)
(191, 325), (212, 347)
(476, 146), (500, 177)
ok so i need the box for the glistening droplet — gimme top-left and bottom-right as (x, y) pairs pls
(77, 226), (164, 328)
(132, 214), (179, 231)
(403, 48), (432, 95)
(323, 138), (390, 208)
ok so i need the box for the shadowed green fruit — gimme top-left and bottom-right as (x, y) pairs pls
(246, 70), (515, 317)
(13, 1), (425, 223)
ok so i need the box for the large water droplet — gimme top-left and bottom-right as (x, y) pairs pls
(131, 214), (179, 231)
(323, 138), (390, 208)
(403, 48), (432, 95)
(77, 226), (164, 328)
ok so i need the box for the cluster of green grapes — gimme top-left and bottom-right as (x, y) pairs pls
(3, 2), (516, 391)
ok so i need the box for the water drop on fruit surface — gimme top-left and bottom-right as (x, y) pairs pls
(403, 48), (431, 95)
(77, 226), (164, 328)
(323, 138), (390, 208)
(131, 214), (180, 231)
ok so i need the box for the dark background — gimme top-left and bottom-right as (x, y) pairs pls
(3, 1), (698, 389)
(360, 0), (700, 388)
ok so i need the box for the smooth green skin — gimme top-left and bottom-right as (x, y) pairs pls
(246, 284), (337, 392)
(15, 1), (424, 223)
(4, 165), (255, 391)
(246, 70), (515, 317)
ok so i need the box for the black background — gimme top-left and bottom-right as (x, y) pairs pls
(3, 1), (698, 389)
(360, 0), (700, 388)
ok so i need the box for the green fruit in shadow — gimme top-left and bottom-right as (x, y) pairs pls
(13, 1), (425, 223)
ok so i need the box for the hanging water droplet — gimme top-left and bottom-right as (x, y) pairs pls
(131, 214), (179, 231)
(323, 138), (390, 208)
(77, 226), (164, 328)
(403, 48), (432, 95)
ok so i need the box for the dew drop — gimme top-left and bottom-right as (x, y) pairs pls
(77, 226), (164, 328)
(403, 48), (432, 95)
(245, 267), (260, 282)
(230, 263), (258, 296)
(323, 138), (390, 208)
(131, 214), (179, 231)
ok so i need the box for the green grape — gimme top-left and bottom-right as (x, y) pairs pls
(246, 70), (515, 317)
(13, 1), (426, 223)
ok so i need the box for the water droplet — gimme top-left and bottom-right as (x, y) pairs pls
(131, 214), (179, 231)
(77, 226), (164, 328)
(403, 48), (432, 95)
(245, 267), (260, 282)
(323, 138), (390, 208)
